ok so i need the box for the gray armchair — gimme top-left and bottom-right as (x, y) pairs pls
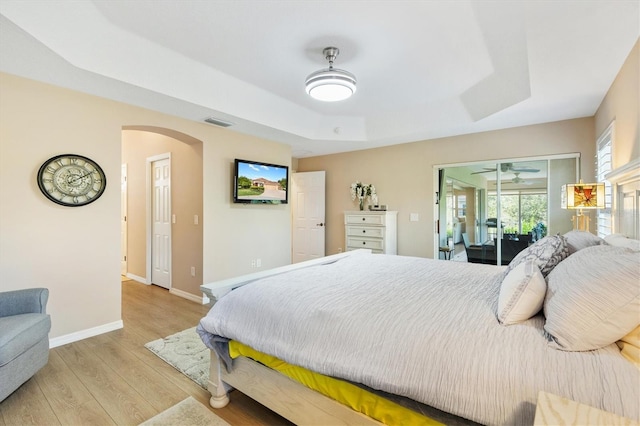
(0, 288), (51, 402)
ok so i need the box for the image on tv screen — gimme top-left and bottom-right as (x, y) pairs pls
(235, 160), (288, 204)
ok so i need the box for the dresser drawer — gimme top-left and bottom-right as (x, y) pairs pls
(345, 214), (386, 226)
(346, 225), (385, 238)
(346, 237), (384, 251)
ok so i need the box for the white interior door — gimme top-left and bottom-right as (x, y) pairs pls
(291, 171), (326, 263)
(151, 158), (171, 288)
(121, 164), (128, 276)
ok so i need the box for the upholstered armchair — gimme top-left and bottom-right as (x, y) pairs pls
(0, 288), (51, 402)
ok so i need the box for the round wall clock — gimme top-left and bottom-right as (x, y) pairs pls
(37, 154), (107, 207)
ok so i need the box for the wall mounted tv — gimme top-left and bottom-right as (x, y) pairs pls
(233, 159), (289, 204)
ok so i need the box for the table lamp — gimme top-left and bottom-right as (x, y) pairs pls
(561, 181), (605, 232)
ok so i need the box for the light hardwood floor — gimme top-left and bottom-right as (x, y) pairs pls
(0, 280), (292, 425)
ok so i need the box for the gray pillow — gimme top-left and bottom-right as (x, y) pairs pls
(563, 230), (606, 254)
(544, 245), (640, 351)
(505, 234), (569, 278)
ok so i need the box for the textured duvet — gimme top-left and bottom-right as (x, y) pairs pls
(198, 254), (640, 425)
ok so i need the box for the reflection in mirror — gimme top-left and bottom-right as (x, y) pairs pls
(437, 155), (577, 264)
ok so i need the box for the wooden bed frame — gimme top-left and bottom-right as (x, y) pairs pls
(199, 164), (640, 425)
(200, 249), (381, 425)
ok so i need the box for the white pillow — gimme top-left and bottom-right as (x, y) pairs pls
(497, 260), (547, 325)
(544, 245), (640, 351)
(563, 230), (605, 254)
(605, 234), (640, 252)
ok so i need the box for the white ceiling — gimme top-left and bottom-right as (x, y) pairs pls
(1, 1), (638, 158)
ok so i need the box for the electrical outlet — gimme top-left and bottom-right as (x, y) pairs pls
(256, 258), (261, 267)
(338, 247), (343, 253)
(251, 259), (256, 268)
(190, 266), (196, 277)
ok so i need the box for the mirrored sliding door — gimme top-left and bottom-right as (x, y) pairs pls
(436, 155), (577, 264)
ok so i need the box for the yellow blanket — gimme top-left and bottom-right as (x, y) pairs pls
(229, 340), (442, 426)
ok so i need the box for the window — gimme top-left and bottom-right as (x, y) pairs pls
(596, 123), (613, 237)
(456, 194), (466, 217)
(488, 190), (547, 235)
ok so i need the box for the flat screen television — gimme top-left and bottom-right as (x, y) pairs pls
(233, 158), (289, 204)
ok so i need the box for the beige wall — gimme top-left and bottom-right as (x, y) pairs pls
(122, 129), (204, 296)
(595, 38), (639, 168)
(0, 72), (291, 340)
(298, 118), (594, 258)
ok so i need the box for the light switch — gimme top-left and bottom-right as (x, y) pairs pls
(410, 213), (419, 222)
(194, 214), (199, 225)
(172, 214), (176, 224)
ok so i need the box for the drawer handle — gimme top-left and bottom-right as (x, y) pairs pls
(362, 241), (366, 245)
(362, 218), (365, 221)
(362, 230), (366, 233)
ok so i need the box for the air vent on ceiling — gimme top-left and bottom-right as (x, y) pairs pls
(204, 117), (233, 127)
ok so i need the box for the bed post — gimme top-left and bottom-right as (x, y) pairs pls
(207, 351), (230, 408)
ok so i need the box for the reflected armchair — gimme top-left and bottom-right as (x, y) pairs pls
(462, 233), (484, 264)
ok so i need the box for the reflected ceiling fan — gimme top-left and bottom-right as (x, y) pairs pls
(472, 162), (540, 175)
(493, 172), (533, 185)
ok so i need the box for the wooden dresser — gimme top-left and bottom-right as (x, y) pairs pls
(344, 211), (398, 254)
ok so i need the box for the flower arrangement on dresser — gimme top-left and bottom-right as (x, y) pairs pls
(350, 181), (377, 210)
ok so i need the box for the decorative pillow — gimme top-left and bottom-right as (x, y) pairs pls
(563, 230), (605, 254)
(505, 234), (569, 278)
(605, 233), (640, 252)
(544, 245), (640, 351)
(497, 260), (547, 325)
(617, 325), (640, 370)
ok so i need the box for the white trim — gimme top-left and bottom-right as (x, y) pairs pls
(169, 287), (210, 305)
(49, 320), (124, 348)
(606, 157), (640, 185)
(125, 272), (148, 284)
(597, 120), (615, 154)
(432, 152), (580, 170)
(121, 163), (128, 276)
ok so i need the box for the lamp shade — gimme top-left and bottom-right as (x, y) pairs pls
(561, 182), (605, 209)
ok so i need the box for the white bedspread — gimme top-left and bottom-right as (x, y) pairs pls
(198, 254), (640, 425)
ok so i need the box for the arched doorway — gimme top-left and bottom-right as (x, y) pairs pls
(121, 126), (204, 301)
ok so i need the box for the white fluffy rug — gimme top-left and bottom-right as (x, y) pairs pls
(145, 327), (210, 389)
(140, 396), (229, 426)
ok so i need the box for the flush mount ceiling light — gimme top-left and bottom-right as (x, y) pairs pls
(305, 47), (357, 102)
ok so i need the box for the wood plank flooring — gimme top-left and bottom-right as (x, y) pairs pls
(0, 280), (291, 425)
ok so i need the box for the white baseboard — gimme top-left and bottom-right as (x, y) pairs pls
(49, 320), (124, 348)
(169, 287), (210, 305)
(125, 273), (148, 284)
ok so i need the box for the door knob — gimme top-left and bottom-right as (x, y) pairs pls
(316, 223), (324, 227)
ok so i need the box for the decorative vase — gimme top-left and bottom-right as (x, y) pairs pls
(359, 198), (365, 211)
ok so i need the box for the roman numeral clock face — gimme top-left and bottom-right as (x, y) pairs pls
(37, 154), (107, 206)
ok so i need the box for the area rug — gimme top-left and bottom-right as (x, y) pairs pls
(140, 396), (230, 426)
(145, 327), (210, 389)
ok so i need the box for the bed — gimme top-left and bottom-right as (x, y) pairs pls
(197, 229), (639, 425)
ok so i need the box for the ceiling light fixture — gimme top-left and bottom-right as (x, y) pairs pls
(305, 47), (356, 102)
